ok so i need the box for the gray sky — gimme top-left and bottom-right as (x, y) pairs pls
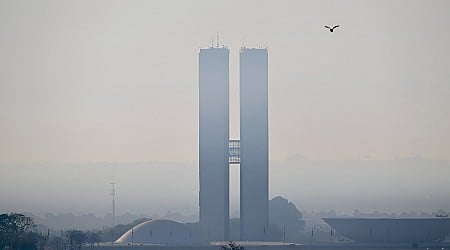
(1, 0), (450, 216)
(1, 0), (449, 163)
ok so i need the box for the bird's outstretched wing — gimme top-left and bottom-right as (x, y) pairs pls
(332, 25), (339, 29)
(324, 25), (330, 29)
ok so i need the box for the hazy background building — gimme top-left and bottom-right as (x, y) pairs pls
(239, 48), (269, 241)
(198, 47), (230, 241)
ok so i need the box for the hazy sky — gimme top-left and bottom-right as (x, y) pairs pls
(1, 0), (450, 217)
(1, 0), (450, 164)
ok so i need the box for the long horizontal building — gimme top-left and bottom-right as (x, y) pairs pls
(323, 217), (450, 243)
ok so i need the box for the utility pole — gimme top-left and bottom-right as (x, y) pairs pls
(111, 181), (115, 248)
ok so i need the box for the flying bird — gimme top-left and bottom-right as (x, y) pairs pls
(325, 25), (339, 32)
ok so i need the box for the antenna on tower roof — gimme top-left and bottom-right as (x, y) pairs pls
(216, 32), (219, 48)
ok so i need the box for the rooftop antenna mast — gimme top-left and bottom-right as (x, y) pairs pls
(216, 32), (219, 48)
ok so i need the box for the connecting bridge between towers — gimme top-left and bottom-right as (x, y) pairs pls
(228, 140), (240, 164)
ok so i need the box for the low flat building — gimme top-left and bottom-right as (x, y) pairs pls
(323, 217), (450, 244)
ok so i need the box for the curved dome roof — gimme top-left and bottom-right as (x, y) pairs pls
(115, 219), (200, 245)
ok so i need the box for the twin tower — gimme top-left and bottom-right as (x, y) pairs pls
(199, 46), (269, 242)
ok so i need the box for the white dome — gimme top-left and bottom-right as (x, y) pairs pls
(115, 219), (200, 245)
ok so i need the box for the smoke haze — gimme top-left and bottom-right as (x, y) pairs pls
(1, 0), (449, 218)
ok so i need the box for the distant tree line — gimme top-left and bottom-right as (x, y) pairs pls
(27, 212), (154, 231)
(1, 213), (151, 250)
(0, 213), (37, 250)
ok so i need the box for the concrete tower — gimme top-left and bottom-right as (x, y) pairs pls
(198, 47), (230, 241)
(239, 48), (269, 241)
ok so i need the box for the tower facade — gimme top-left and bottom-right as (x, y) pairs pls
(198, 47), (230, 241)
(239, 48), (269, 241)
(198, 46), (268, 243)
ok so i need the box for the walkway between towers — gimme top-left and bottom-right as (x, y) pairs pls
(229, 139), (240, 164)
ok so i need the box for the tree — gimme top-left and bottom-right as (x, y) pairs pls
(86, 230), (101, 247)
(48, 235), (66, 250)
(269, 196), (305, 241)
(221, 241), (245, 250)
(22, 232), (39, 250)
(0, 213), (37, 250)
(66, 230), (86, 250)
